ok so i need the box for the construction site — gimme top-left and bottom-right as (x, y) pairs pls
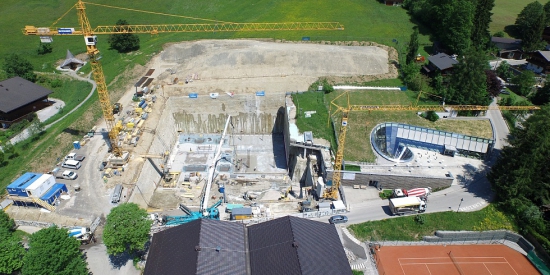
(124, 39), (392, 219)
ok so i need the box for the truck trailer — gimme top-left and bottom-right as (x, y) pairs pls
(389, 196), (427, 216)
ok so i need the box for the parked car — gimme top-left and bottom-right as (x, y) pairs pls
(328, 215), (348, 224)
(62, 170), (78, 180)
(62, 160), (81, 170)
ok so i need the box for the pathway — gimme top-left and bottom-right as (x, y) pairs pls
(9, 71), (97, 145)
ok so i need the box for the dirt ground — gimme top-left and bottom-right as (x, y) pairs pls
(147, 39), (393, 95)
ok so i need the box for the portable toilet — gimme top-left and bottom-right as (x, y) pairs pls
(73, 141), (81, 150)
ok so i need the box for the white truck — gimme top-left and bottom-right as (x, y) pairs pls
(389, 196), (427, 216)
(65, 152), (85, 162)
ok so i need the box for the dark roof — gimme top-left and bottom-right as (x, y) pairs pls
(491, 37), (522, 44)
(248, 216), (352, 275)
(534, 50), (550, 62)
(144, 219), (247, 275)
(428, 53), (458, 71)
(0, 77), (53, 113)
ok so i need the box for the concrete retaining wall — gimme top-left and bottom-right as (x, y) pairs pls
(327, 170), (454, 190)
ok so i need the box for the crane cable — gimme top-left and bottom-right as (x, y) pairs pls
(83, 1), (234, 24)
(50, 3), (76, 28)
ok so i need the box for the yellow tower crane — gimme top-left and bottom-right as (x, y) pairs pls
(323, 91), (540, 200)
(23, 0), (344, 159)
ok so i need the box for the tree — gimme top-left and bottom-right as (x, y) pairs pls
(544, 1), (550, 27)
(433, 71), (446, 97)
(496, 60), (513, 81)
(434, 0), (475, 55)
(22, 226), (89, 275)
(489, 105), (550, 210)
(28, 119), (44, 138)
(406, 27), (419, 65)
(401, 63), (423, 91)
(485, 70), (502, 98)
(0, 210), (15, 231)
(471, 0), (495, 50)
(36, 42), (52, 55)
(103, 203), (152, 255)
(107, 20), (140, 53)
(2, 54), (37, 82)
(531, 77), (550, 105)
(512, 70), (536, 97)
(447, 48), (491, 105)
(0, 228), (25, 274)
(515, 1), (546, 52)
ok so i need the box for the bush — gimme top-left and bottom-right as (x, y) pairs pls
(36, 42), (52, 55)
(49, 78), (62, 88)
(426, 111), (439, 122)
(379, 189), (393, 199)
(414, 214), (425, 225)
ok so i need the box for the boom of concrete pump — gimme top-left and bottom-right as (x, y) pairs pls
(161, 199), (222, 226)
(22, 0), (343, 162)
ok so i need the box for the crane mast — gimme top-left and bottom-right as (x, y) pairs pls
(76, 0), (122, 156)
(23, 0), (344, 158)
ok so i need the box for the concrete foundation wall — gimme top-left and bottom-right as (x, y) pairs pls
(326, 171), (453, 190)
(170, 94), (286, 134)
(174, 111), (282, 134)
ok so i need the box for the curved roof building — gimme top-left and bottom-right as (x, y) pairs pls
(371, 122), (494, 163)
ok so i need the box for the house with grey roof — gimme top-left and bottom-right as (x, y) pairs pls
(0, 77), (53, 128)
(526, 50), (550, 74)
(423, 53), (458, 76)
(144, 216), (352, 275)
(491, 37), (523, 60)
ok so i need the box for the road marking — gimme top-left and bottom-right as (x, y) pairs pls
(458, 201), (488, 212)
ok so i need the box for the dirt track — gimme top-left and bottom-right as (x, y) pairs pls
(146, 39), (393, 95)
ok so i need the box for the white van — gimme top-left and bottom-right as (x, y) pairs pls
(62, 160), (81, 170)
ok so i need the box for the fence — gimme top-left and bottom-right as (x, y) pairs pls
(366, 230), (550, 275)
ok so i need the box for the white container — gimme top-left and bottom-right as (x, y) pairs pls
(26, 174), (56, 198)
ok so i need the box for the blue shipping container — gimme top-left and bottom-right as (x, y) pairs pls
(6, 173), (42, 197)
(40, 183), (68, 205)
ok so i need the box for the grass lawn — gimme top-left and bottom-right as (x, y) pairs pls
(0, 0), (429, 79)
(349, 204), (517, 241)
(295, 89), (493, 162)
(491, 0), (544, 35)
(37, 75), (93, 125)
